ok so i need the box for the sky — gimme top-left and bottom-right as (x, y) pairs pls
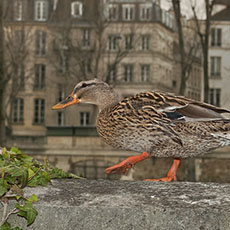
(160, 0), (226, 19)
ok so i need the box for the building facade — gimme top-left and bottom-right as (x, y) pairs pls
(4, 0), (204, 180)
(209, 6), (230, 113)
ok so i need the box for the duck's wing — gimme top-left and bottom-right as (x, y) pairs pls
(127, 91), (230, 121)
(114, 91), (230, 146)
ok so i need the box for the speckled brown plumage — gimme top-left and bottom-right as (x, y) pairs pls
(52, 79), (230, 181)
(96, 90), (230, 158)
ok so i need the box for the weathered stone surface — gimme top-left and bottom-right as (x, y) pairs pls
(7, 179), (230, 230)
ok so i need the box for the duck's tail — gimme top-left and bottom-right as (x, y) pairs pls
(209, 119), (230, 147)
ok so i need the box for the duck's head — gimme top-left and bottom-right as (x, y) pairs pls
(52, 79), (118, 111)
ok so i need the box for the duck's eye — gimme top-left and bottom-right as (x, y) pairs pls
(81, 83), (87, 88)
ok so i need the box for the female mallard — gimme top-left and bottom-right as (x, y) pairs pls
(52, 79), (230, 181)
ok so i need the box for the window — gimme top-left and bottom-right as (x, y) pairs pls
(57, 112), (64, 126)
(107, 64), (117, 83)
(12, 98), (24, 123)
(141, 65), (150, 82)
(209, 88), (221, 107)
(35, 30), (46, 56)
(124, 64), (133, 82)
(172, 80), (177, 88)
(82, 29), (90, 47)
(108, 35), (120, 51)
(59, 54), (69, 74)
(80, 112), (90, 126)
(58, 85), (65, 102)
(16, 64), (25, 89)
(34, 64), (46, 89)
(14, 0), (23, 21)
(211, 28), (221, 47)
(122, 4), (135, 21)
(140, 4), (152, 21)
(34, 0), (48, 21)
(14, 30), (24, 54)
(141, 35), (150, 50)
(125, 34), (133, 50)
(108, 4), (118, 21)
(81, 58), (92, 74)
(71, 1), (83, 17)
(34, 99), (45, 124)
(210, 56), (221, 76)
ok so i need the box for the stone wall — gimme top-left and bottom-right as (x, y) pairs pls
(4, 179), (230, 230)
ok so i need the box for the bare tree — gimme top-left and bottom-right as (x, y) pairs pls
(0, 0), (5, 146)
(49, 3), (139, 89)
(172, 0), (201, 96)
(191, 0), (216, 102)
(3, 25), (33, 129)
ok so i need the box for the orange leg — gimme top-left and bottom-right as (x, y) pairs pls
(105, 152), (150, 174)
(145, 158), (181, 182)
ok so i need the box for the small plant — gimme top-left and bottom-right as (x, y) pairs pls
(0, 147), (82, 229)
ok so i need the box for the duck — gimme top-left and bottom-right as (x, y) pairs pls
(52, 78), (230, 181)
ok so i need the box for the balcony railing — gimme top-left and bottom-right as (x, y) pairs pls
(46, 126), (99, 137)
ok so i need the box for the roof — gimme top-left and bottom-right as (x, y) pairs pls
(211, 6), (230, 21)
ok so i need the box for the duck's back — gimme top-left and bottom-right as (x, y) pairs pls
(96, 91), (230, 158)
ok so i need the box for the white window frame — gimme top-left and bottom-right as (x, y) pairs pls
(14, 0), (23, 21)
(209, 88), (221, 107)
(122, 4), (135, 21)
(140, 64), (150, 82)
(139, 4), (152, 21)
(107, 4), (118, 21)
(12, 98), (24, 123)
(59, 53), (69, 74)
(80, 112), (90, 126)
(108, 35), (120, 51)
(34, 64), (46, 89)
(57, 112), (65, 126)
(82, 29), (90, 47)
(125, 34), (133, 50)
(35, 30), (46, 56)
(210, 56), (221, 77)
(35, 0), (48, 21)
(124, 64), (133, 82)
(71, 1), (83, 17)
(211, 28), (222, 47)
(58, 85), (65, 102)
(107, 64), (117, 83)
(141, 35), (150, 50)
(34, 98), (45, 124)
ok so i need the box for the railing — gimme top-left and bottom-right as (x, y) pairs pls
(46, 126), (99, 137)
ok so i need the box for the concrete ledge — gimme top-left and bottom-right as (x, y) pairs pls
(7, 180), (230, 230)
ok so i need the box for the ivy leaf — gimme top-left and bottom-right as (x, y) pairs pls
(0, 178), (8, 196)
(16, 202), (38, 226)
(0, 221), (23, 230)
(27, 194), (38, 203)
(10, 147), (22, 155)
(2, 148), (9, 159)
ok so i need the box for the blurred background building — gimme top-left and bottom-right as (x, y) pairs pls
(2, 0), (230, 182)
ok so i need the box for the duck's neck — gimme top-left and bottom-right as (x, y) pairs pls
(97, 91), (119, 112)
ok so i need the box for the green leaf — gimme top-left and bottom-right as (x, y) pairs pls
(0, 221), (11, 230)
(20, 168), (28, 188)
(27, 194), (38, 203)
(10, 147), (22, 155)
(2, 148), (9, 159)
(0, 221), (23, 230)
(0, 178), (8, 196)
(16, 202), (38, 226)
(28, 168), (35, 179)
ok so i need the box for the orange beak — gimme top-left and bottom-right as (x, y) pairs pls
(52, 95), (80, 110)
